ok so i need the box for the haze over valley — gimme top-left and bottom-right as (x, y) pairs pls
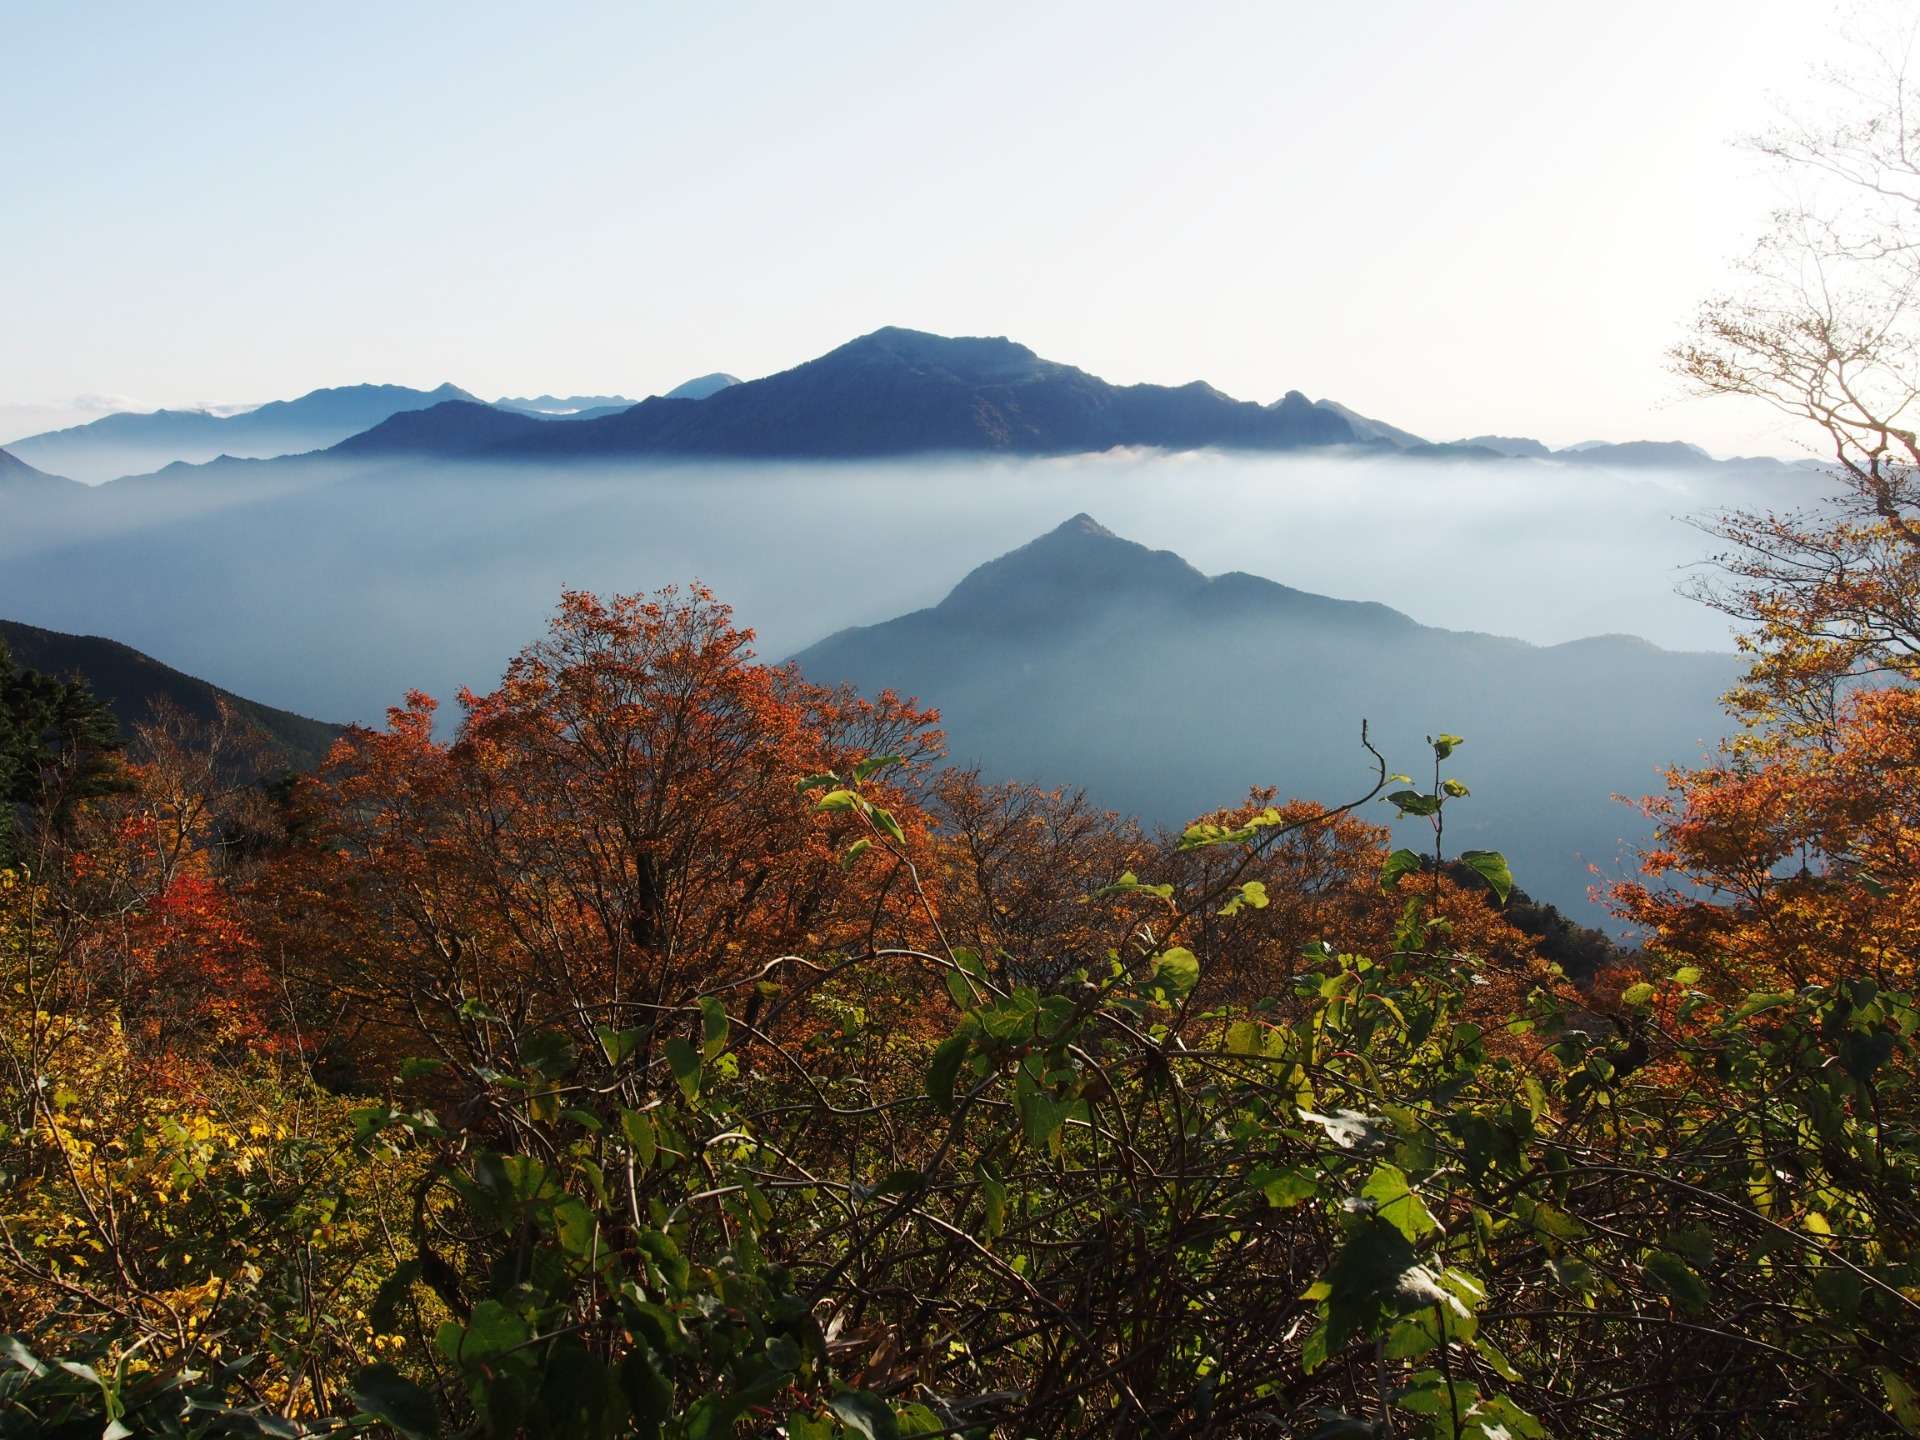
(0, 328), (1800, 923)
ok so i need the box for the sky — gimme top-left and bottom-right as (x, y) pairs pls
(0, 0), (1844, 455)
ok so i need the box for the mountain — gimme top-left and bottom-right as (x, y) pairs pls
(0, 618), (343, 769)
(0, 447), (80, 493)
(331, 328), (1359, 462)
(1558, 440), (1714, 467)
(494, 393), (638, 415)
(664, 373), (741, 400)
(1456, 435), (1553, 459)
(1315, 399), (1428, 447)
(5, 382), (479, 483)
(333, 401), (550, 457)
(793, 515), (1740, 923)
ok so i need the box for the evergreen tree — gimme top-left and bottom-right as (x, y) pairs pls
(0, 638), (124, 865)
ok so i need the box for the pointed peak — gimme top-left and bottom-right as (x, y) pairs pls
(1051, 512), (1117, 540)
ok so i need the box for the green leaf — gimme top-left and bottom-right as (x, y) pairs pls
(350, 1364), (437, 1439)
(663, 1037), (702, 1105)
(981, 1170), (1008, 1238)
(596, 1024), (645, 1067)
(927, 1031), (969, 1112)
(442, 1299), (529, 1364)
(698, 995), (730, 1059)
(830, 1390), (902, 1440)
(620, 1108), (657, 1169)
(841, 837), (872, 868)
(1219, 879), (1270, 916)
(1882, 1367), (1920, 1435)
(1431, 733), (1465, 759)
(896, 1402), (946, 1439)
(1249, 1165), (1318, 1208)
(854, 753), (904, 782)
(399, 1056), (447, 1080)
(815, 788), (860, 812)
(1621, 981), (1656, 1007)
(1380, 847), (1424, 892)
(868, 804), (907, 846)
(1321, 1218), (1421, 1351)
(1644, 1251), (1710, 1314)
(1361, 1163), (1439, 1242)
(1458, 850), (1513, 904)
(1098, 870), (1175, 900)
(519, 1028), (577, 1080)
(1441, 777), (1470, 797)
(793, 771), (839, 794)
(1151, 946), (1200, 1001)
(944, 967), (979, 1009)
(1387, 790), (1443, 817)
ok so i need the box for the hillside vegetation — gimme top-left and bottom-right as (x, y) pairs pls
(1, 559), (1915, 1437)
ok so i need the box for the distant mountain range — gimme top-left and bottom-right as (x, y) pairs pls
(4, 382), (479, 484)
(2, 330), (1821, 482)
(0, 618), (343, 769)
(0, 446), (80, 493)
(793, 514), (1741, 921)
(334, 328), (1365, 462)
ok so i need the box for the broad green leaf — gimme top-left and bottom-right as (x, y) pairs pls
(1249, 1165), (1318, 1208)
(1151, 946), (1200, 1000)
(1882, 1367), (1920, 1435)
(1621, 981), (1656, 1007)
(1219, 880), (1270, 916)
(1431, 733), (1465, 759)
(1644, 1251), (1710, 1314)
(869, 804), (907, 846)
(815, 788), (860, 812)
(1387, 790), (1443, 818)
(1459, 850), (1513, 904)
(1321, 1218), (1420, 1350)
(597, 1024), (645, 1066)
(1361, 1163), (1438, 1242)
(1380, 847), (1424, 892)
(927, 1030), (969, 1112)
(620, 1108), (657, 1169)
(349, 1363), (437, 1439)
(841, 837), (872, 868)
(854, 752), (904, 781)
(698, 995), (730, 1059)
(830, 1390), (902, 1440)
(664, 1037), (702, 1105)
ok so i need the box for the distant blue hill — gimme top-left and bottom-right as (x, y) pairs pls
(793, 513), (1742, 924)
(336, 327), (1358, 462)
(5, 382), (477, 483)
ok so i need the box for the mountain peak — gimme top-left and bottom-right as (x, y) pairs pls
(1053, 512), (1117, 539)
(663, 373), (741, 401)
(936, 514), (1207, 622)
(822, 327), (1045, 377)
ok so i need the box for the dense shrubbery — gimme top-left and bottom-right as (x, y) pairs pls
(2, 579), (1916, 1439)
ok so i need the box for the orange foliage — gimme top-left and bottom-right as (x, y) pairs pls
(1616, 683), (1920, 991)
(263, 586), (944, 1079)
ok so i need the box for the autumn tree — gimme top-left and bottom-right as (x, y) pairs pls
(1629, 8), (1920, 984)
(268, 585), (943, 1086)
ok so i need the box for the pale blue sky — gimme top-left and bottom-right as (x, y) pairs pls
(1, 0), (1831, 453)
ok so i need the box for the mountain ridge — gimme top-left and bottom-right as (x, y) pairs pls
(0, 617), (344, 769)
(6, 381), (479, 483)
(793, 514), (1740, 923)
